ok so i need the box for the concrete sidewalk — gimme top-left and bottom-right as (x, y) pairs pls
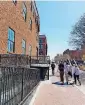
(30, 69), (85, 105)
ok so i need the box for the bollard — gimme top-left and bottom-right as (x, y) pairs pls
(29, 56), (31, 67)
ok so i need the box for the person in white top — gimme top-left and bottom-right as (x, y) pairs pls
(64, 62), (69, 84)
(67, 64), (72, 78)
(73, 65), (81, 85)
(71, 64), (75, 77)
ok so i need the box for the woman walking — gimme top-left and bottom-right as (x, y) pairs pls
(73, 65), (81, 85)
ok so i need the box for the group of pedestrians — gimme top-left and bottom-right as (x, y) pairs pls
(51, 61), (81, 85)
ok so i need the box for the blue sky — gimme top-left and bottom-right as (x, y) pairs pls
(36, 1), (85, 59)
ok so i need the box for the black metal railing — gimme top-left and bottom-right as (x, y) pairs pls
(0, 66), (40, 105)
(0, 54), (29, 67)
(0, 54), (50, 66)
(30, 56), (50, 80)
(30, 56), (50, 64)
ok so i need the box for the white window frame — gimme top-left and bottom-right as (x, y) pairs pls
(22, 39), (26, 54)
(29, 18), (32, 30)
(22, 2), (27, 21)
(8, 28), (15, 53)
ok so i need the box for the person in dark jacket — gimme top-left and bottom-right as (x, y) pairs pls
(51, 62), (55, 75)
(58, 61), (64, 84)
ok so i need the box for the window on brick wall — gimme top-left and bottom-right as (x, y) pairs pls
(22, 39), (26, 54)
(32, 5), (35, 17)
(30, 1), (35, 17)
(8, 28), (15, 52)
(33, 10), (35, 17)
(39, 44), (43, 49)
(28, 44), (32, 56)
(30, 1), (32, 12)
(39, 50), (43, 55)
(39, 39), (43, 43)
(29, 18), (32, 30)
(22, 2), (27, 21)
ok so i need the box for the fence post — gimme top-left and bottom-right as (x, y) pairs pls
(0, 89), (1, 105)
(27, 55), (28, 65)
(0, 55), (1, 65)
(48, 67), (49, 80)
(21, 68), (24, 101)
(15, 55), (17, 66)
(0, 79), (1, 105)
(29, 56), (31, 67)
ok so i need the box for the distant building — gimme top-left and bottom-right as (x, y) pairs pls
(63, 49), (82, 60)
(39, 35), (48, 56)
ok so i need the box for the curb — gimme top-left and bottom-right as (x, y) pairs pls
(18, 82), (40, 105)
(29, 81), (42, 105)
(29, 79), (51, 105)
(74, 85), (85, 95)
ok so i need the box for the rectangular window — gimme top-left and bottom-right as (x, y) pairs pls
(8, 28), (15, 52)
(39, 50), (43, 55)
(22, 39), (26, 54)
(29, 18), (32, 30)
(39, 39), (43, 43)
(30, 1), (32, 12)
(22, 2), (27, 21)
(33, 10), (35, 17)
(39, 44), (43, 49)
(28, 45), (32, 56)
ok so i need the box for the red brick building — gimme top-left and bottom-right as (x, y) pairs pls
(0, 1), (40, 56)
(69, 50), (82, 60)
(39, 35), (48, 56)
(63, 49), (82, 60)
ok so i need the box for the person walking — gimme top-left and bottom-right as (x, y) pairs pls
(51, 62), (55, 75)
(58, 61), (64, 84)
(67, 63), (72, 78)
(73, 65), (81, 85)
(64, 62), (69, 84)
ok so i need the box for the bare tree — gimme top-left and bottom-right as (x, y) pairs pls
(69, 13), (85, 49)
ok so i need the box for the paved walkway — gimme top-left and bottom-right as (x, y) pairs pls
(30, 66), (85, 105)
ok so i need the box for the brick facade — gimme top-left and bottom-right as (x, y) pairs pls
(0, 1), (40, 56)
(39, 35), (48, 56)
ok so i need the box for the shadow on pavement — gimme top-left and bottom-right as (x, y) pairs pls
(52, 81), (73, 86)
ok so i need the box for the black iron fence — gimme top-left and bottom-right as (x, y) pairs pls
(0, 66), (40, 105)
(0, 54), (50, 104)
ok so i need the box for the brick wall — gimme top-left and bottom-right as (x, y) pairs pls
(0, 1), (39, 56)
(39, 35), (48, 56)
